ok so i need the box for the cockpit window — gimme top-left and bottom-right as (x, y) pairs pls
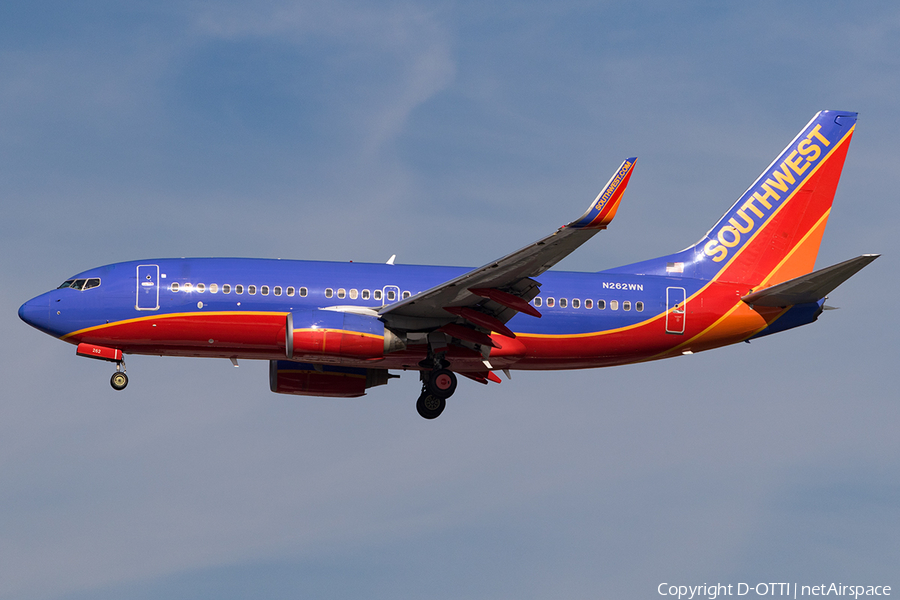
(58, 278), (100, 290)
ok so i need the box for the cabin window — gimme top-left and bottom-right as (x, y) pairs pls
(534, 297), (542, 307)
(374, 289), (383, 301)
(349, 289), (358, 300)
(235, 284), (243, 294)
(572, 299), (580, 309)
(402, 291), (411, 299)
(170, 282), (180, 292)
(197, 283), (206, 293)
(386, 290), (396, 301)
(597, 299), (606, 310)
(362, 289), (370, 300)
(260, 285), (269, 296)
(546, 297), (555, 307)
(337, 288), (346, 299)
(623, 301), (631, 311)
(636, 301), (644, 312)
(585, 299), (593, 309)
(183, 283), (193, 293)
(299, 287), (308, 297)
(274, 286), (282, 296)
(248, 285), (257, 295)
(559, 298), (568, 308)
(209, 284), (218, 294)
(286, 286), (294, 297)
(610, 300), (618, 310)
(223, 284), (231, 294)
(325, 288), (333, 298)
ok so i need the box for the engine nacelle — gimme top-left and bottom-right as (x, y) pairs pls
(269, 360), (391, 397)
(286, 310), (405, 360)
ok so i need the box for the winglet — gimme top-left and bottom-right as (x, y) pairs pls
(569, 157), (637, 229)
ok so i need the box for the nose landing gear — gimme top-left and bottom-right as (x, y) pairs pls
(75, 343), (129, 391)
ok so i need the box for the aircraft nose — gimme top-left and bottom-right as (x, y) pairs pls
(18, 295), (50, 331)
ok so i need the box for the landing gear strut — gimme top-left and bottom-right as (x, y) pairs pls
(416, 368), (457, 419)
(110, 361), (128, 391)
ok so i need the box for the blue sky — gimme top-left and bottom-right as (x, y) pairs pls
(2, 2), (898, 598)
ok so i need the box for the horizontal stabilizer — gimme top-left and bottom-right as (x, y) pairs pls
(742, 254), (879, 307)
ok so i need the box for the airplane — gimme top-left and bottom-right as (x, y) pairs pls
(18, 110), (878, 419)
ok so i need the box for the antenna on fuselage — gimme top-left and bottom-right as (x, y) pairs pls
(386, 254), (396, 265)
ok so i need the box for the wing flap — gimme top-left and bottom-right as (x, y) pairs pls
(438, 323), (499, 348)
(443, 306), (516, 338)
(459, 371), (503, 385)
(469, 287), (542, 317)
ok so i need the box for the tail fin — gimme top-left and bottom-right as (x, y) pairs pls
(607, 111), (857, 286)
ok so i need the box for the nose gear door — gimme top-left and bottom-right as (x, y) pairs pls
(136, 264), (160, 310)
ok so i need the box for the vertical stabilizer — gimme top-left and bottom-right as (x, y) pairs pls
(606, 111), (857, 287)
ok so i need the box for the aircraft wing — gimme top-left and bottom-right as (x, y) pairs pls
(741, 254), (879, 307)
(379, 158), (637, 333)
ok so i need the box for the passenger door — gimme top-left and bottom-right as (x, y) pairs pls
(665, 286), (685, 334)
(136, 264), (160, 310)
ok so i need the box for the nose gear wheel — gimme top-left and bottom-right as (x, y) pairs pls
(110, 371), (128, 390)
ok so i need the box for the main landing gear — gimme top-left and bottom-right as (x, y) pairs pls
(416, 368), (457, 419)
(110, 361), (128, 391)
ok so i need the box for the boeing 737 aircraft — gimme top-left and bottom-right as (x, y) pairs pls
(19, 110), (878, 418)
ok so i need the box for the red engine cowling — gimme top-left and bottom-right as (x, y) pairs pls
(269, 360), (391, 397)
(287, 310), (405, 360)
